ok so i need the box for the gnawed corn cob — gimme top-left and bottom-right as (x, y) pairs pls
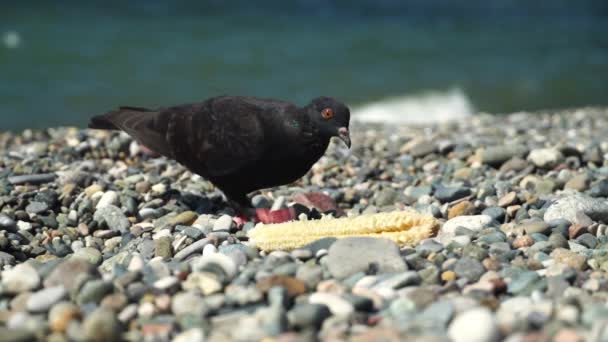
(248, 210), (439, 251)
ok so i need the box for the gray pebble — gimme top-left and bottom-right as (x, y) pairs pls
(325, 237), (407, 279)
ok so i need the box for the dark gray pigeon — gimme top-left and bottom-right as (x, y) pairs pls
(89, 96), (351, 207)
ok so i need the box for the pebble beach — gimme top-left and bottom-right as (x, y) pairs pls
(2, 107), (608, 341)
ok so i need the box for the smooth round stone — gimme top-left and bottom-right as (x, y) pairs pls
(26, 201), (48, 214)
(507, 271), (541, 295)
(154, 276), (179, 291)
(435, 186), (471, 203)
(590, 179), (608, 198)
(77, 280), (114, 304)
(576, 233), (597, 249)
(288, 303), (331, 329)
(0, 213), (17, 232)
(448, 307), (500, 342)
(213, 214), (234, 231)
(93, 205), (130, 233)
(26, 286), (67, 313)
(95, 191), (119, 209)
(139, 208), (161, 220)
(454, 257), (485, 282)
(155, 236), (173, 260)
(482, 207), (506, 222)
(325, 237), (407, 280)
(181, 226), (205, 240)
(308, 293), (353, 318)
(528, 148), (564, 168)
(49, 302), (80, 333)
(202, 244), (218, 257)
(183, 272), (223, 296)
(172, 292), (207, 316)
(520, 221), (550, 235)
(1, 263), (41, 294)
(73, 247), (103, 266)
(194, 253), (237, 283)
(420, 300), (454, 328)
(82, 308), (121, 342)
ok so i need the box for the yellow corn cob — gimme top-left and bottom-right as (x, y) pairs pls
(248, 210), (439, 251)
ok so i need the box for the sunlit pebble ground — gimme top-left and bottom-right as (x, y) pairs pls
(1, 107), (608, 341)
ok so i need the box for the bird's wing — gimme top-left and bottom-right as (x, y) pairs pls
(189, 99), (267, 176)
(90, 97), (275, 177)
(89, 106), (175, 158)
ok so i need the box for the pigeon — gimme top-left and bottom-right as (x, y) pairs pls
(89, 95), (351, 209)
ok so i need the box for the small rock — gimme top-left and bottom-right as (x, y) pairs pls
(213, 214), (234, 231)
(194, 253), (237, 283)
(439, 215), (493, 243)
(325, 237), (407, 279)
(528, 148), (564, 168)
(168, 211), (198, 226)
(155, 236), (173, 260)
(454, 257), (485, 282)
(520, 221), (550, 235)
(26, 286), (67, 313)
(498, 192), (518, 207)
(95, 191), (118, 209)
(590, 179), (608, 198)
(309, 292), (354, 318)
(435, 185), (471, 203)
(551, 248), (587, 271)
(448, 201), (476, 219)
(49, 302), (80, 333)
(26, 201), (48, 214)
(508, 271), (541, 295)
(73, 247), (103, 266)
(288, 303), (332, 329)
(172, 291), (207, 316)
(82, 308), (121, 342)
(512, 235), (535, 248)
(544, 194), (608, 225)
(476, 145), (528, 166)
(2, 263), (40, 294)
(93, 205), (130, 233)
(565, 174), (589, 192)
(448, 307), (500, 342)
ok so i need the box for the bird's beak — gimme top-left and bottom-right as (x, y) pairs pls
(337, 127), (351, 148)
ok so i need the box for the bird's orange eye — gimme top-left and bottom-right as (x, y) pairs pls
(321, 108), (334, 120)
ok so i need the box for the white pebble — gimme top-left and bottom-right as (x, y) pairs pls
(448, 307), (500, 342)
(96, 191), (119, 209)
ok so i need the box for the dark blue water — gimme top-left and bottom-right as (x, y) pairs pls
(1, 0), (607, 130)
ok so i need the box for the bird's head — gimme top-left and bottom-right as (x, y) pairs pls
(306, 96), (351, 148)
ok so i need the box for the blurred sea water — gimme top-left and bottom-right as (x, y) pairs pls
(1, 0), (607, 130)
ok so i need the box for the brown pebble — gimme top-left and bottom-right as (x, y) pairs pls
(512, 235), (534, 248)
(316, 279), (346, 294)
(447, 201), (476, 219)
(498, 191), (518, 207)
(568, 224), (587, 239)
(256, 275), (307, 297)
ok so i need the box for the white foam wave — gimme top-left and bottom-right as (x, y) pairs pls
(352, 88), (473, 125)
